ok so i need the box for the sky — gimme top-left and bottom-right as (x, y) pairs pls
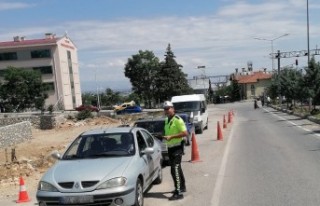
(1, 0), (320, 92)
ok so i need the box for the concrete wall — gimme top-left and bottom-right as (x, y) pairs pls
(0, 121), (32, 149)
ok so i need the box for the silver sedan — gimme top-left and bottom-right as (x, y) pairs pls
(36, 127), (163, 206)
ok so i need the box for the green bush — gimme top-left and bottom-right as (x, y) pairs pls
(311, 108), (320, 116)
(76, 110), (93, 120)
(47, 104), (54, 114)
(67, 114), (74, 120)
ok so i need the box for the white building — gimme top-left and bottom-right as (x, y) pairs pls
(0, 33), (82, 110)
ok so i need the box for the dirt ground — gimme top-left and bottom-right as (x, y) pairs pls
(0, 115), (137, 200)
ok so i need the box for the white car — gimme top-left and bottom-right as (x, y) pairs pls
(36, 127), (163, 206)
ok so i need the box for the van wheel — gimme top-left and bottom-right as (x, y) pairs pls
(204, 118), (208, 130)
(197, 127), (203, 134)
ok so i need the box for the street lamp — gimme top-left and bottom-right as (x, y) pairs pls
(254, 33), (289, 70)
(307, 0), (310, 63)
(94, 68), (101, 110)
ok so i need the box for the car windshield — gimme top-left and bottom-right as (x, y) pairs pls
(62, 133), (135, 159)
(173, 101), (200, 112)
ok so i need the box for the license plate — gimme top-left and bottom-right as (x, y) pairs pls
(60, 195), (94, 204)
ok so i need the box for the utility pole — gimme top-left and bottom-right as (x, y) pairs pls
(277, 50), (282, 107)
(307, 0), (310, 64)
(94, 68), (101, 110)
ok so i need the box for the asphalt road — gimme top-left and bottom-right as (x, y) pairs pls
(5, 101), (320, 206)
(217, 102), (320, 206)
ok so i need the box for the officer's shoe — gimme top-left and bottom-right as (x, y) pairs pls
(169, 193), (184, 201)
(171, 188), (186, 193)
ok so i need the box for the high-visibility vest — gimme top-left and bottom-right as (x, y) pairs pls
(164, 115), (186, 148)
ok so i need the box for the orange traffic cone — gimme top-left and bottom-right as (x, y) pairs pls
(190, 132), (201, 163)
(217, 121), (223, 140)
(16, 176), (31, 203)
(228, 111), (232, 123)
(223, 115), (227, 129)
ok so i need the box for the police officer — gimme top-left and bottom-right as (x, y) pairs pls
(163, 101), (188, 201)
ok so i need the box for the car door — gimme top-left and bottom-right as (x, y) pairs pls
(140, 129), (161, 181)
(135, 130), (153, 187)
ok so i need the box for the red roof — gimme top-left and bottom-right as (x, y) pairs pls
(235, 71), (272, 84)
(0, 38), (58, 48)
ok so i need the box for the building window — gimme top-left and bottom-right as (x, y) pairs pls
(43, 82), (55, 91)
(0, 52), (17, 61)
(31, 49), (51, 58)
(33, 66), (53, 74)
(251, 85), (255, 97)
(67, 51), (71, 59)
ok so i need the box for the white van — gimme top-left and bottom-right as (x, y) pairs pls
(171, 94), (208, 134)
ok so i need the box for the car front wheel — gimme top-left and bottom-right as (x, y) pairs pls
(133, 179), (144, 206)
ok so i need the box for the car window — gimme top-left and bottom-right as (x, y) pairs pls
(141, 130), (154, 147)
(136, 131), (147, 152)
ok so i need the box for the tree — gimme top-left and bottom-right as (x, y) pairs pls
(103, 88), (122, 106)
(124, 50), (160, 108)
(208, 79), (214, 103)
(154, 44), (193, 102)
(0, 67), (48, 112)
(230, 80), (241, 102)
(267, 74), (279, 100)
(303, 57), (320, 108)
(279, 68), (303, 107)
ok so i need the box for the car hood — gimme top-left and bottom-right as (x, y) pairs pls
(43, 157), (133, 184)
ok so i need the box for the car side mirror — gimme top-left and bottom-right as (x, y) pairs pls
(51, 151), (62, 160)
(141, 147), (154, 155)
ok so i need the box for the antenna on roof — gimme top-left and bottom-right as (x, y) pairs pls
(64, 31), (69, 38)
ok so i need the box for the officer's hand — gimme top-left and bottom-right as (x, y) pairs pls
(163, 135), (171, 140)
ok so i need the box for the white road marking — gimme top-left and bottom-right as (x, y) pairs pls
(263, 108), (318, 132)
(210, 119), (235, 206)
(264, 107), (320, 138)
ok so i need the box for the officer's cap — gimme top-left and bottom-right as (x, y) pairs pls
(163, 101), (174, 109)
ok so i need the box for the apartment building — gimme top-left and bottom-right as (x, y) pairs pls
(0, 33), (82, 110)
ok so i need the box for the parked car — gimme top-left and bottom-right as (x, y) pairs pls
(134, 117), (169, 166)
(134, 113), (193, 166)
(75, 104), (99, 112)
(36, 127), (163, 206)
(113, 100), (136, 112)
(116, 105), (142, 115)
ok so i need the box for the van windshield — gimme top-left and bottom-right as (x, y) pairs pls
(173, 101), (200, 112)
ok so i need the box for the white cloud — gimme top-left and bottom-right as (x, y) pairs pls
(2, 0), (320, 91)
(0, 2), (34, 10)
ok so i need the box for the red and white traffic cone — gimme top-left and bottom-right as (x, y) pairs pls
(16, 176), (31, 203)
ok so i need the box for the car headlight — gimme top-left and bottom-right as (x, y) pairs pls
(38, 181), (59, 192)
(97, 177), (127, 190)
